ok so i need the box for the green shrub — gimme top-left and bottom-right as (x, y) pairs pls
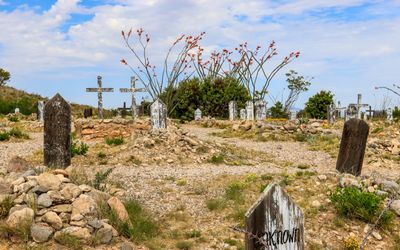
(105, 137), (124, 146)
(91, 168), (112, 191)
(176, 241), (193, 250)
(7, 116), (19, 122)
(97, 152), (106, 159)
(160, 77), (250, 120)
(225, 181), (246, 203)
(8, 128), (29, 139)
(330, 187), (393, 226)
(304, 90), (334, 119)
(0, 131), (10, 141)
(209, 153), (225, 164)
(0, 196), (14, 219)
(98, 199), (158, 242)
(269, 101), (287, 118)
(71, 139), (89, 157)
(393, 106), (400, 121)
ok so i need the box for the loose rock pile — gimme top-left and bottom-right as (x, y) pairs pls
(112, 124), (220, 165)
(0, 168), (129, 245)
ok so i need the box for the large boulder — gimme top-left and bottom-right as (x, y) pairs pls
(42, 211), (63, 230)
(37, 173), (61, 191)
(31, 223), (53, 243)
(71, 194), (98, 219)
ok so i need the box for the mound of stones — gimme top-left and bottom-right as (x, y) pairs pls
(0, 167), (129, 245)
(231, 120), (338, 136)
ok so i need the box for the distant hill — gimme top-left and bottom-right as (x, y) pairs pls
(0, 86), (94, 117)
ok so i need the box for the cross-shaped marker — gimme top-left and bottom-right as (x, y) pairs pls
(119, 77), (147, 120)
(86, 76), (114, 119)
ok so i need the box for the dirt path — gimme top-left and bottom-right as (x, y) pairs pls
(182, 125), (336, 172)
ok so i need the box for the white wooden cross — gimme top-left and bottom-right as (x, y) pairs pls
(86, 76), (114, 119)
(119, 77), (147, 120)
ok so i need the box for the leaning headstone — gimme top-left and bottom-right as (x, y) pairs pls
(194, 108), (202, 121)
(327, 104), (335, 124)
(336, 118), (369, 176)
(44, 94), (71, 168)
(83, 108), (93, 119)
(37, 101), (44, 122)
(229, 101), (238, 121)
(255, 100), (267, 121)
(150, 99), (167, 129)
(240, 109), (246, 120)
(245, 183), (304, 250)
(246, 101), (254, 121)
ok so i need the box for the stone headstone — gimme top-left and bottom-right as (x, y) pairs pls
(194, 108), (202, 121)
(255, 100), (267, 121)
(246, 101), (254, 121)
(44, 94), (71, 168)
(150, 99), (167, 129)
(37, 101), (44, 122)
(229, 101), (238, 121)
(245, 183), (304, 250)
(240, 109), (246, 120)
(336, 118), (369, 176)
(15, 108), (20, 114)
(289, 111), (297, 121)
(83, 108), (93, 119)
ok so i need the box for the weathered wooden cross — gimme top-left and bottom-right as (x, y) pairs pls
(119, 77), (146, 120)
(86, 76), (114, 119)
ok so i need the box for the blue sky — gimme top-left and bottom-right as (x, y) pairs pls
(1, 0), (400, 109)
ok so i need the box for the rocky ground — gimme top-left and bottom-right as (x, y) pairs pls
(0, 116), (399, 249)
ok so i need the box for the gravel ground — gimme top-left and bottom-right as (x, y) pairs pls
(0, 132), (43, 167)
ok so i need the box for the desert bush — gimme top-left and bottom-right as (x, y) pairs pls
(225, 181), (246, 203)
(0, 196), (14, 219)
(161, 77), (250, 120)
(209, 153), (225, 164)
(330, 187), (394, 226)
(393, 106), (400, 121)
(304, 90), (334, 119)
(71, 139), (89, 157)
(105, 137), (124, 146)
(97, 199), (158, 242)
(206, 198), (227, 211)
(0, 128), (29, 141)
(269, 101), (287, 118)
(92, 168), (112, 191)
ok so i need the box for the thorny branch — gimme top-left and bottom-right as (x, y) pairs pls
(230, 225), (268, 247)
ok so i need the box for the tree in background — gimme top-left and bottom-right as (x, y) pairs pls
(304, 91), (334, 119)
(0, 68), (10, 86)
(162, 77), (250, 120)
(283, 70), (312, 113)
(269, 101), (287, 118)
(393, 106), (400, 120)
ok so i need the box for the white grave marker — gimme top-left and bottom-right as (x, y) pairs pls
(289, 111), (297, 121)
(229, 101), (238, 121)
(246, 101), (254, 121)
(240, 109), (246, 120)
(194, 108), (202, 121)
(245, 183), (304, 250)
(255, 100), (267, 121)
(150, 99), (167, 129)
(37, 101), (44, 122)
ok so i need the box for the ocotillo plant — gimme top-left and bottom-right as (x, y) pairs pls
(121, 28), (205, 111)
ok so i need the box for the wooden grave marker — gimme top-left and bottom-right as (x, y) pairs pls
(86, 75), (114, 119)
(245, 183), (304, 250)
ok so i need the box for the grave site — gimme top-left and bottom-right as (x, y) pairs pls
(0, 2), (400, 249)
(0, 83), (399, 250)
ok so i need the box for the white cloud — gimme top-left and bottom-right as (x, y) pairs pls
(0, 0), (399, 108)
